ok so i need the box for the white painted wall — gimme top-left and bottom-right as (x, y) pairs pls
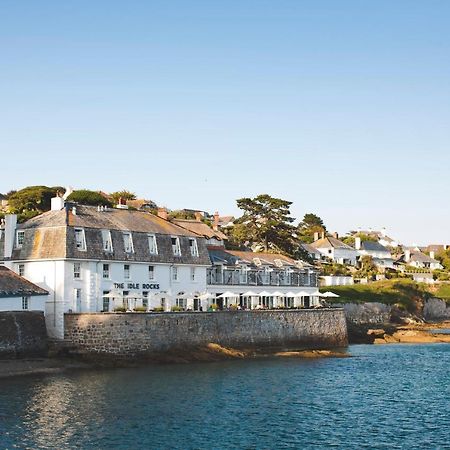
(321, 276), (354, 286)
(0, 295), (47, 311)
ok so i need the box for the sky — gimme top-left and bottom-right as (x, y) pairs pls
(1, 1), (449, 245)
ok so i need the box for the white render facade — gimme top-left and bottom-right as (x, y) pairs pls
(0, 205), (212, 338)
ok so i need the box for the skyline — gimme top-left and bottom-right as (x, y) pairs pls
(1, 1), (449, 245)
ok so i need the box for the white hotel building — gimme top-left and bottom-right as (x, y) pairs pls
(0, 202), (212, 338)
(0, 198), (321, 338)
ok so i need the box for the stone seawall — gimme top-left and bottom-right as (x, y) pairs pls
(0, 312), (48, 358)
(423, 298), (450, 321)
(64, 309), (348, 358)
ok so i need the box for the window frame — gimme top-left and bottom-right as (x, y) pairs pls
(172, 266), (178, 281)
(73, 262), (81, 279)
(190, 267), (196, 282)
(148, 234), (158, 255)
(103, 263), (110, 279)
(189, 238), (199, 257)
(124, 264), (131, 280)
(171, 236), (181, 256)
(74, 228), (87, 251)
(22, 296), (29, 310)
(123, 232), (134, 254)
(101, 230), (113, 253)
(16, 230), (25, 249)
(148, 265), (155, 280)
(18, 264), (25, 277)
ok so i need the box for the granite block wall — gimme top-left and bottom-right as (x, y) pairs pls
(64, 309), (348, 357)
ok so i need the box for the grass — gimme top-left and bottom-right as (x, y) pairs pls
(434, 283), (450, 301)
(321, 279), (431, 312)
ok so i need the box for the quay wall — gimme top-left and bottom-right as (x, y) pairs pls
(64, 309), (348, 357)
(0, 312), (48, 358)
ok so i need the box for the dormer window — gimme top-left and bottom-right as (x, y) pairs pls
(102, 230), (113, 252)
(16, 231), (25, 249)
(74, 228), (86, 251)
(171, 237), (181, 256)
(189, 238), (199, 257)
(148, 234), (158, 255)
(123, 232), (134, 253)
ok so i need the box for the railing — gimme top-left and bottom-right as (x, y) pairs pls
(207, 268), (317, 287)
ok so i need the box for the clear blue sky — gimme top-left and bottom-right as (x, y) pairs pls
(1, 1), (449, 245)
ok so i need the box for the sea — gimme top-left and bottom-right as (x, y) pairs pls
(1, 344), (450, 449)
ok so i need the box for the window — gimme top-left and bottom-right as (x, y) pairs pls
(190, 267), (196, 282)
(124, 264), (130, 280)
(143, 291), (148, 308)
(102, 230), (113, 252)
(148, 265), (155, 280)
(16, 231), (25, 248)
(18, 264), (25, 277)
(171, 237), (181, 256)
(123, 232), (134, 253)
(189, 238), (199, 257)
(176, 298), (186, 309)
(22, 296), (29, 310)
(103, 263), (110, 279)
(148, 234), (158, 255)
(74, 228), (86, 251)
(102, 291), (110, 312)
(74, 262), (81, 279)
(172, 266), (178, 281)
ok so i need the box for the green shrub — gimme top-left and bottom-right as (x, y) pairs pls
(113, 306), (126, 312)
(134, 306), (148, 312)
(171, 306), (183, 312)
(67, 190), (112, 207)
(152, 307), (164, 312)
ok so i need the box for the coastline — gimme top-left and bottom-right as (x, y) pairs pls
(350, 321), (450, 345)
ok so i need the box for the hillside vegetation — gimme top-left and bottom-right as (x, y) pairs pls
(323, 279), (432, 312)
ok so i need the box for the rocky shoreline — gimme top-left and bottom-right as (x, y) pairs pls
(349, 321), (450, 345)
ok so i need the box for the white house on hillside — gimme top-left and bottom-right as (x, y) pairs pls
(310, 235), (358, 266)
(355, 237), (394, 269)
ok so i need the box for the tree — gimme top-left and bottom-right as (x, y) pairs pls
(110, 190), (136, 205)
(435, 248), (450, 271)
(230, 194), (296, 254)
(298, 213), (326, 243)
(355, 255), (378, 279)
(66, 190), (112, 207)
(8, 185), (64, 217)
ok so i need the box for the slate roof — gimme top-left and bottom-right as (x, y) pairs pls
(360, 241), (391, 253)
(310, 236), (355, 251)
(0, 266), (48, 298)
(172, 219), (228, 241)
(4, 206), (212, 265)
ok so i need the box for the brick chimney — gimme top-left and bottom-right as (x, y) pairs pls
(195, 211), (202, 221)
(213, 211), (219, 231)
(157, 207), (168, 220)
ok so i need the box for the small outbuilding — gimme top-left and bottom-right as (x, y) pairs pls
(0, 266), (48, 311)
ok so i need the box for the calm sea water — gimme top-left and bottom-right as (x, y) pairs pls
(1, 345), (450, 450)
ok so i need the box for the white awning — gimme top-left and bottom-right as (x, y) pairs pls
(242, 291), (259, 297)
(293, 291), (312, 297)
(271, 291), (285, 297)
(218, 291), (240, 298)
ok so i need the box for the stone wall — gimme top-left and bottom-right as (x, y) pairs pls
(343, 303), (392, 325)
(0, 312), (48, 358)
(423, 298), (450, 321)
(64, 309), (348, 358)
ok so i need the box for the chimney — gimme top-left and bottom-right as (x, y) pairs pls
(195, 211), (202, 221)
(355, 236), (361, 250)
(62, 186), (74, 200)
(157, 207), (168, 220)
(430, 251), (435, 260)
(4, 214), (17, 259)
(72, 206), (77, 216)
(313, 232), (319, 241)
(213, 211), (219, 231)
(321, 231), (325, 239)
(51, 195), (65, 211)
(405, 249), (411, 263)
(332, 232), (339, 239)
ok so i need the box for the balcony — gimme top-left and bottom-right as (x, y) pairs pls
(207, 268), (317, 287)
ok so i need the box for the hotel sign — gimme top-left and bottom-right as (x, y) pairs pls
(113, 282), (160, 290)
